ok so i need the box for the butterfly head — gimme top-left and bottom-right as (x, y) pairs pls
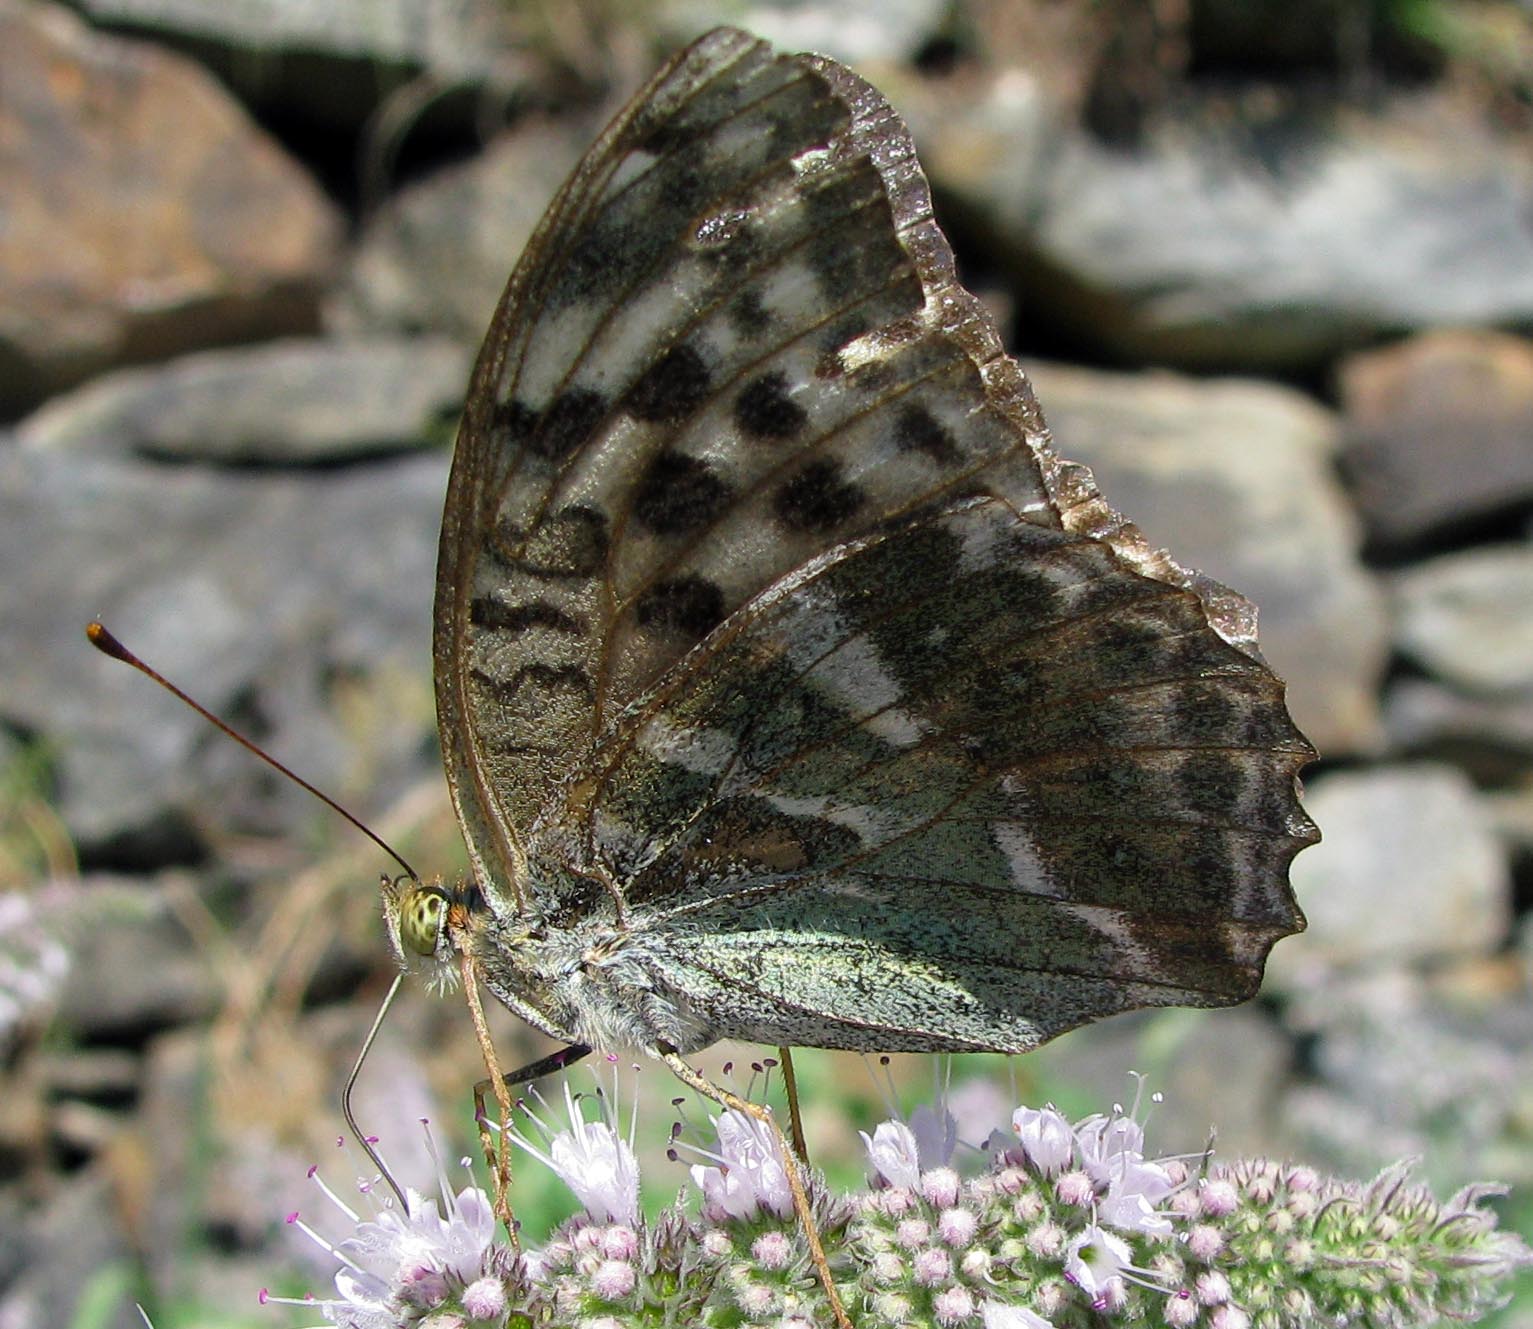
(381, 873), (461, 992)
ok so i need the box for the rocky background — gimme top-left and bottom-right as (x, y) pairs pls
(1, 1), (1531, 1326)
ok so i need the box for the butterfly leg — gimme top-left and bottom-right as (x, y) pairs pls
(777, 1045), (810, 1165)
(661, 1049), (853, 1329)
(469, 1041), (593, 1237)
(457, 950), (524, 1242)
(472, 1042), (593, 1133)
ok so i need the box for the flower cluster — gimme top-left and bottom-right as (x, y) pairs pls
(267, 1078), (1530, 1329)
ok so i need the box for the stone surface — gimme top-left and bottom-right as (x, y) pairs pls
(18, 336), (471, 465)
(914, 79), (1533, 371)
(1269, 764), (1512, 990)
(665, 0), (951, 66)
(63, 0), (532, 132)
(1391, 542), (1533, 695)
(53, 874), (221, 1040)
(0, 1167), (141, 1329)
(1028, 362), (1386, 757)
(1383, 677), (1533, 781)
(0, 0), (342, 417)
(1282, 970), (1533, 1185)
(0, 446), (445, 853)
(1338, 330), (1533, 548)
(332, 118), (597, 341)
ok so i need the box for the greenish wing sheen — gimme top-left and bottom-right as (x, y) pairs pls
(434, 21), (1316, 1047)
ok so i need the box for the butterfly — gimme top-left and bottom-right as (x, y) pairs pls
(377, 24), (1316, 1321)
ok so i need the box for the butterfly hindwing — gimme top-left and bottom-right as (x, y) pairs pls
(580, 496), (1311, 1050)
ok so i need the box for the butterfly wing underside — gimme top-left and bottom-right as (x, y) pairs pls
(434, 27), (1316, 1049)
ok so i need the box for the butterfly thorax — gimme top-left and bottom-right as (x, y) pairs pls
(465, 881), (716, 1056)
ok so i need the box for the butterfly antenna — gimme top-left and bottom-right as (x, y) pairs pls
(85, 620), (419, 882)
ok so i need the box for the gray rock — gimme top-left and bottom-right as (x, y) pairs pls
(18, 337), (472, 465)
(1338, 330), (1533, 549)
(663, 0), (950, 67)
(0, 1), (342, 416)
(0, 1167), (141, 1329)
(1268, 764), (1512, 991)
(0, 445), (446, 853)
(332, 118), (599, 340)
(62, 0), (534, 133)
(1391, 542), (1533, 696)
(1382, 676), (1533, 781)
(1282, 970), (1533, 1185)
(53, 874), (221, 1039)
(1031, 1005), (1296, 1160)
(913, 78), (1533, 371)
(1027, 362), (1386, 757)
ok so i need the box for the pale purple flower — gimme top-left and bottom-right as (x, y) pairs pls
(861, 1119), (921, 1190)
(266, 1129), (501, 1329)
(934, 1284), (975, 1325)
(1011, 1105), (1074, 1176)
(1064, 1223), (1133, 1300)
(982, 1302), (1055, 1329)
(511, 1081), (639, 1224)
(1075, 1109), (1174, 1235)
(910, 1100), (960, 1170)
(689, 1108), (793, 1220)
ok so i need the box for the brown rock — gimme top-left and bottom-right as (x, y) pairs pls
(1338, 330), (1533, 549)
(0, 1), (343, 416)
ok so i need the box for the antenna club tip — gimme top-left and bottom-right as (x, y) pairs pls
(86, 620), (133, 662)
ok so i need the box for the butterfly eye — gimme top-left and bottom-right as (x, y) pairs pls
(400, 885), (448, 957)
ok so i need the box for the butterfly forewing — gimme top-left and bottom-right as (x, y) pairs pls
(435, 26), (1316, 1044)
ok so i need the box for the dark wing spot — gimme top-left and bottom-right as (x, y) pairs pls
(633, 452), (733, 535)
(774, 458), (865, 532)
(530, 388), (608, 460)
(735, 372), (807, 440)
(729, 290), (772, 340)
(894, 403), (960, 463)
(491, 398), (537, 439)
(490, 504), (609, 579)
(636, 576), (726, 638)
(470, 663), (594, 704)
(470, 598), (584, 635)
(626, 345), (712, 424)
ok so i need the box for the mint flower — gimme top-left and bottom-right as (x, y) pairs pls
(263, 1126), (520, 1327)
(1011, 1105), (1075, 1177)
(270, 1076), (1529, 1329)
(509, 1077), (640, 1225)
(688, 1108), (795, 1221)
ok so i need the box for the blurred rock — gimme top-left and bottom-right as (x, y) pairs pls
(1031, 1004), (1297, 1160)
(332, 119), (597, 340)
(1028, 362), (1385, 757)
(1391, 542), (1533, 695)
(54, 874), (220, 1040)
(1338, 330), (1533, 549)
(1270, 764), (1512, 991)
(62, 0), (535, 132)
(0, 1166), (140, 1329)
(915, 79), (1533, 371)
(665, 0), (951, 67)
(1282, 969), (1533, 1186)
(0, 446), (445, 854)
(0, 0), (342, 418)
(1383, 677), (1533, 782)
(18, 337), (471, 465)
